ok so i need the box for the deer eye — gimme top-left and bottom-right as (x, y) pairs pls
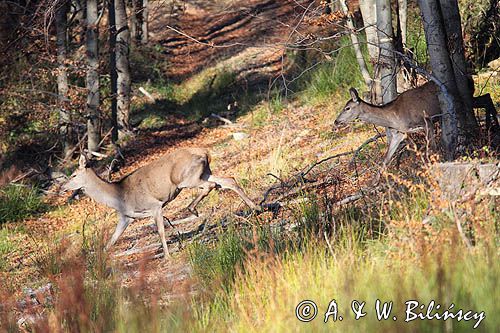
(345, 106), (351, 111)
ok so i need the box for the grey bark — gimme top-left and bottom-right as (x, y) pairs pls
(439, 0), (479, 133)
(359, 0), (378, 63)
(417, 0), (462, 159)
(398, 0), (407, 46)
(85, 0), (101, 152)
(115, 0), (131, 139)
(375, 0), (397, 103)
(141, 0), (148, 44)
(129, 0), (137, 43)
(109, 0), (118, 142)
(129, 0), (147, 44)
(56, 0), (71, 157)
(340, 0), (372, 87)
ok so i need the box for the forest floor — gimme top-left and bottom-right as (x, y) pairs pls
(1, 0), (377, 301)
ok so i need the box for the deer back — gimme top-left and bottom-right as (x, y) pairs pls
(120, 148), (211, 204)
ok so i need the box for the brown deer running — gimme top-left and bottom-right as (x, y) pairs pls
(61, 148), (261, 258)
(334, 82), (442, 165)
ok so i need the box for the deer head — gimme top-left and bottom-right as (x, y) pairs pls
(334, 88), (363, 126)
(61, 155), (93, 192)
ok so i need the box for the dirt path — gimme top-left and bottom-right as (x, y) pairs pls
(150, 0), (309, 81)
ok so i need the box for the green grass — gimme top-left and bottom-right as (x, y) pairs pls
(0, 228), (16, 270)
(189, 226), (246, 292)
(299, 38), (365, 104)
(0, 185), (46, 225)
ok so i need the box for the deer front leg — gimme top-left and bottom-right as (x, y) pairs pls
(383, 130), (406, 166)
(154, 209), (170, 259)
(106, 214), (132, 251)
(187, 182), (216, 216)
(208, 175), (261, 211)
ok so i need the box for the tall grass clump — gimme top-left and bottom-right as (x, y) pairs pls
(189, 226), (246, 292)
(0, 184), (46, 224)
(300, 37), (365, 104)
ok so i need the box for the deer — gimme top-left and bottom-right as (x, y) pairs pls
(334, 82), (442, 166)
(61, 148), (261, 259)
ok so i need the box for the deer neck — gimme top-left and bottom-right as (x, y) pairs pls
(82, 170), (122, 211)
(358, 102), (398, 128)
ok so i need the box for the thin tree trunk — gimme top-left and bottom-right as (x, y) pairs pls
(417, 0), (462, 159)
(359, 0), (378, 64)
(141, 0), (148, 44)
(86, 0), (101, 152)
(340, 0), (372, 87)
(439, 0), (479, 135)
(72, 0), (86, 45)
(128, 0), (137, 43)
(398, 0), (407, 46)
(109, 0), (118, 142)
(375, 0), (397, 103)
(56, 0), (71, 157)
(115, 0), (131, 139)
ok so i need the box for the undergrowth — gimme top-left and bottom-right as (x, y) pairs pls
(0, 185), (46, 225)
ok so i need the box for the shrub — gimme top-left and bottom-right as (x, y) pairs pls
(0, 185), (46, 225)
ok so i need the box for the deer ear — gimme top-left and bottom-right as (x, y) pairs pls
(78, 155), (87, 169)
(349, 88), (359, 102)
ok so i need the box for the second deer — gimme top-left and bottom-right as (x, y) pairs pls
(334, 82), (442, 165)
(61, 148), (261, 258)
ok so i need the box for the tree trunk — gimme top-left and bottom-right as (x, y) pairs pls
(56, 0), (71, 157)
(359, 0), (378, 64)
(86, 0), (101, 152)
(439, 0), (479, 134)
(417, 0), (462, 160)
(397, 0), (407, 46)
(340, 0), (372, 88)
(115, 0), (131, 140)
(109, 0), (118, 142)
(374, 0), (397, 103)
(141, 0), (148, 44)
(129, 0), (137, 44)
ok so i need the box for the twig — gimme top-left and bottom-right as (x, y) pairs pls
(260, 151), (353, 205)
(349, 132), (385, 166)
(9, 169), (37, 184)
(97, 127), (114, 150)
(58, 133), (88, 167)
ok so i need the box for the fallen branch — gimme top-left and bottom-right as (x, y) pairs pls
(260, 151), (352, 204)
(168, 214), (205, 226)
(334, 192), (364, 206)
(139, 86), (156, 103)
(210, 113), (233, 125)
(9, 169), (37, 184)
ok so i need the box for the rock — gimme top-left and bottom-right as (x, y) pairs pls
(431, 162), (499, 200)
(232, 132), (249, 140)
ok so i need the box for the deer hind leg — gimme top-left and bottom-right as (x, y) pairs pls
(187, 181), (217, 216)
(106, 214), (132, 250)
(383, 131), (406, 167)
(154, 209), (170, 259)
(208, 175), (261, 211)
